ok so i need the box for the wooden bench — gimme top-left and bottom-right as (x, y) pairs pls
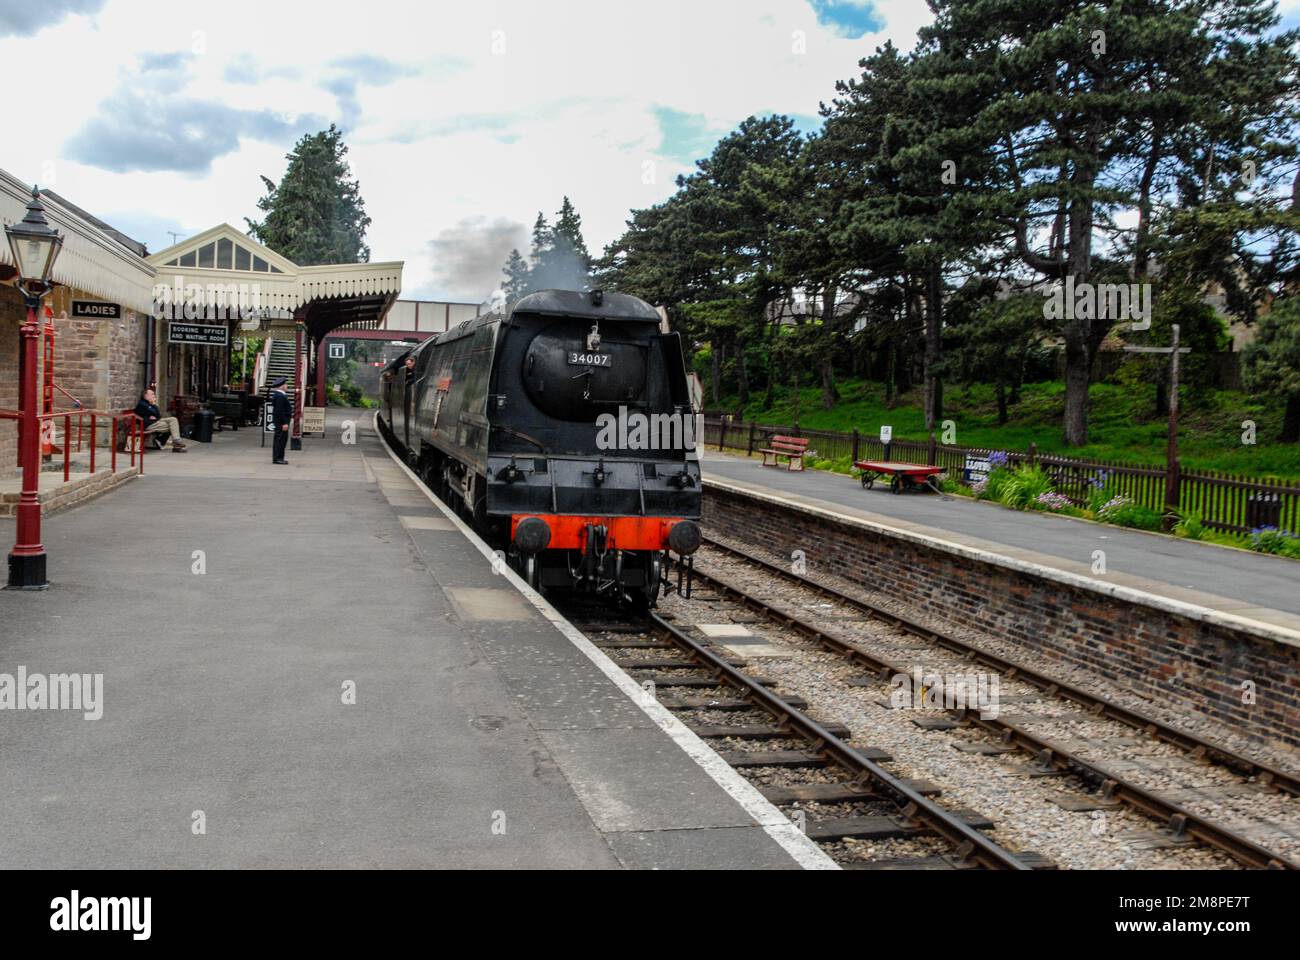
(117, 411), (164, 454)
(760, 435), (810, 471)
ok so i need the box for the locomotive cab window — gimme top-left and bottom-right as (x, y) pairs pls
(520, 319), (648, 422)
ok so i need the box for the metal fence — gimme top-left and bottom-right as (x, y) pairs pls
(702, 416), (1299, 536)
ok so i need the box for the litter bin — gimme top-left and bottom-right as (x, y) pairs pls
(192, 409), (215, 444)
(1246, 493), (1283, 531)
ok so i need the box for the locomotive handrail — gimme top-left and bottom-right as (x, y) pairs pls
(490, 423), (547, 452)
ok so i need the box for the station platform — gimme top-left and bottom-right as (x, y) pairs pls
(702, 451), (1300, 638)
(0, 412), (824, 870)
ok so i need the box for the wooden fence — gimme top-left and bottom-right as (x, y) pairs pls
(702, 417), (1299, 536)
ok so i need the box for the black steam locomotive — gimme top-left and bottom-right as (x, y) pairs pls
(378, 289), (701, 606)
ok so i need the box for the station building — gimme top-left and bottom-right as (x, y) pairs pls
(1, 169), (156, 481)
(145, 223), (404, 425)
(0, 167), (505, 487)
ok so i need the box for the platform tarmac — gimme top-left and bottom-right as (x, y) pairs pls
(0, 412), (824, 870)
(703, 451), (1300, 637)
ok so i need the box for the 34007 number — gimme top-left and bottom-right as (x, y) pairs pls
(567, 352), (612, 367)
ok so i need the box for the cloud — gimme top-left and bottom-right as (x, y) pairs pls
(322, 55), (424, 132)
(807, 0), (885, 38)
(65, 92), (325, 174)
(7, 0), (942, 302)
(138, 51), (191, 72)
(329, 54), (422, 86)
(224, 53), (301, 85)
(0, 0), (104, 37)
(428, 217), (528, 302)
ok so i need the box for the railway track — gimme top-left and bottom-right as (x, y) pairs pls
(385, 427), (1294, 869)
(687, 535), (1299, 871)
(564, 601), (1054, 870)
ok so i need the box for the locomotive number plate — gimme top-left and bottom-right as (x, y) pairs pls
(567, 352), (612, 367)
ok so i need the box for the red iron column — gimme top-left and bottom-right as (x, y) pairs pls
(9, 297), (46, 588)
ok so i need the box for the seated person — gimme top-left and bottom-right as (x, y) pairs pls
(134, 389), (187, 452)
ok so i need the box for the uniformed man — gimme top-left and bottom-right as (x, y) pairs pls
(270, 376), (293, 465)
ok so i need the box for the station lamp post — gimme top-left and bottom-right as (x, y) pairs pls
(6, 187), (63, 590)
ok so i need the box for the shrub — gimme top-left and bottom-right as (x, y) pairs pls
(1085, 471), (1119, 514)
(1035, 491), (1073, 512)
(940, 476), (970, 496)
(1173, 507), (1206, 541)
(1097, 496), (1163, 530)
(999, 465), (1054, 509)
(983, 467), (1013, 502)
(1250, 526), (1297, 555)
(808, 452), (854, 475)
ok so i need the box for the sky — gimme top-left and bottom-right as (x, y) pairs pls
(1, 0), (1297, 303)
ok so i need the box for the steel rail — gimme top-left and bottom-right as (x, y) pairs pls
(692, 539), (1298, 870)
(639, 610), (1034, 870)
(702, 535), (1300, 798)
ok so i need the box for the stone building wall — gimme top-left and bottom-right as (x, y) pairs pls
(45, 284), (148, 428)
(0, 284), (149, 480)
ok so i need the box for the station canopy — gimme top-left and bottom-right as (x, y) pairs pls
(1, 169), (156, 313)
(148, 224), (403, 339)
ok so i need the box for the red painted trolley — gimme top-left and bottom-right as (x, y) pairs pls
(853, 460), (945, 495)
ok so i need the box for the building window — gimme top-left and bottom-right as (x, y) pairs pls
(217, 238), (233, 270)
(180, 251), (196, 267)
(235, 245), (251, 270)
(253, 255), (269, 272)
(197, 243), (215, 268)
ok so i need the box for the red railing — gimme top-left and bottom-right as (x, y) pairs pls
(0, 408), (146, 482)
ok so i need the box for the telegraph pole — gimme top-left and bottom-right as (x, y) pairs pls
(1125, 324), (1191, 530)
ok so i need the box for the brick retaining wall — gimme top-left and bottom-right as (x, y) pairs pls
(0, 468), (137, 518)
(703, 481), (1300, 750)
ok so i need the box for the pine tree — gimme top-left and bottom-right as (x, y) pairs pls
(528, 213), (551, 270)
(247, 125), (370, 265)
(919, 0), (1298, 445)
(1244, 299), (1300, 442)
(552, 197), (592, 270)
(501, 248), (531, 301)
(531, 199), (593, 291)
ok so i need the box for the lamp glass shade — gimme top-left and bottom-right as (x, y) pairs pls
(6, 224), (63, 284)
